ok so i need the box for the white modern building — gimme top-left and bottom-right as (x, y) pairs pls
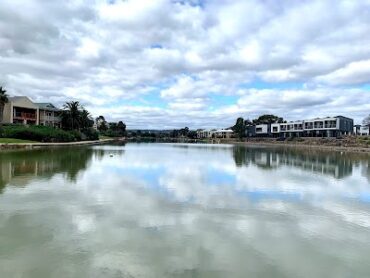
(197, 129), (234, 139)
(213, 129), (234, 138)
(359, 125), (370, 136)
(246, 116), (354, 138)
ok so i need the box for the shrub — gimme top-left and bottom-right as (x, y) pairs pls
(81, 128), (99, 141)
(0, 125), (76, 142)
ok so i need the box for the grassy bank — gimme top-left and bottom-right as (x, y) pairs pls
(0, 138), (39, 144)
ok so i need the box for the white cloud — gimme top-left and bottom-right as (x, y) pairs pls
(316, 59), (370, 85)
(0, 0), (369, 128)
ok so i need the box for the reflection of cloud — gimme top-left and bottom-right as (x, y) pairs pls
(1, 144), (370, 277)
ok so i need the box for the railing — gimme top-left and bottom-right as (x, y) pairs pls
(41, 116), (60, 121)
(14, 112), (36, 120)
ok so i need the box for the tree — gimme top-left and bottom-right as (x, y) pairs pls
(187, 130), (197, 139)
(253, 114), (284, 124)
(95, 115), (108, 131)
(117, 121), (126, 136)
(0, 86), (9, 124)
(99, 121), (108, 132)
(244, 118), (253, 126)
(363, 115), (370, 127)
(179, 127), (189, 137)
(232, 117), (246, 139)
(61, 101), (81, 130)
(80, 109), (94, 129)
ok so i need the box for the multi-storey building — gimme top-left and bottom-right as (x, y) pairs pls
(245, 116), (354, 138)
(36, 103), (61, 127)
(2, 96), (61, 127)
(2, 96), (39, 125)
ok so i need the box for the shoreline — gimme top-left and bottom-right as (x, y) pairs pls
(213, 138), (370, 154)
(231, 140), (370, 154)
(128, 137), (370, 154)
(0, 138), (124, 149)
(1, 137), (369, 154)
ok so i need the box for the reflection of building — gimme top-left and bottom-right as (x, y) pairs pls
(233, 147), (354, 179)
(0, 147), (124, 192)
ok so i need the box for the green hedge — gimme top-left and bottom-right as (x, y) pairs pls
(0, 125), (99, 142)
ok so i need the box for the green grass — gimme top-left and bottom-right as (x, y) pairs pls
(99, 135), (113, 140)
(0, 138), (39, 144)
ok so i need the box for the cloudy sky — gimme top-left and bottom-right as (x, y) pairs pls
(0, 0), (369, 129)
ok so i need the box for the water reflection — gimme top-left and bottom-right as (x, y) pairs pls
(1, 143), (370, 278)
(233, 146), (355, 179)
(0, 147), (125, 193)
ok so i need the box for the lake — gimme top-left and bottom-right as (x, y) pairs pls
(0, 143), (370, 277)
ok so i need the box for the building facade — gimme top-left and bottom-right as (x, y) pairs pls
(36, 103), (61, 127)
(2, 96), (39, 125)
(196, 129), (234, 139)
(2, 96), (61, 127)
(245, 116), (354, 138)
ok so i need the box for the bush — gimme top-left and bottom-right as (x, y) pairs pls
(81, 128), (99, 141)
(0, 125), (77, 142)
(0, 125), (101, 142)
(102, 129), (125, 138)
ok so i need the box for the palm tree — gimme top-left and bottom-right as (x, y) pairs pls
(80, 109), (93, 129)
(61, 101), (81, 130)
(0, 86), (9, 124)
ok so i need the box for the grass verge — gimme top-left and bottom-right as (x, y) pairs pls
(0, 138), (39, 144)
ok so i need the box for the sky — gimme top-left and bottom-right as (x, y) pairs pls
(0, 0), (369, 129)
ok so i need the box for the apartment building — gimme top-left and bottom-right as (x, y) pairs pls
(197, 129), (213, 138)
(245, 116), (354, 138)
(196, 129), (234, 139)
(2, 96), (39, 125)
(36, 103), (61, 127)
(213, 129), (234, 138)
(2, 96), (61, 127)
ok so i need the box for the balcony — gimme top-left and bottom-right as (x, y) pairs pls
(14, 112), (36, 120)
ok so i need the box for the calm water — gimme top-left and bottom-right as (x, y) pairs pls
(1, 143), (370, 278)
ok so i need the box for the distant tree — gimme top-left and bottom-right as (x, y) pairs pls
(96, 115), (108, 132)
(96, 115), (105, 122)
(253, 114), (284, 124)
(171, 129), (179, 138)
(109, 122), (117, 131)
(99, 121), (108, 132)
(232, 117), (246, 139)
(244, 118), (253, 126)
(0, 86), (9, 124)
(187, 130), (197, 139)
(363, 115), (370, 127)
(178, 127), (189, 137)
(117, 121), (126, 136)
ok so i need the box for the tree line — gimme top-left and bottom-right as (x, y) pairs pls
(95, 115), (126, 137)
(231, 114), (285, 139)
